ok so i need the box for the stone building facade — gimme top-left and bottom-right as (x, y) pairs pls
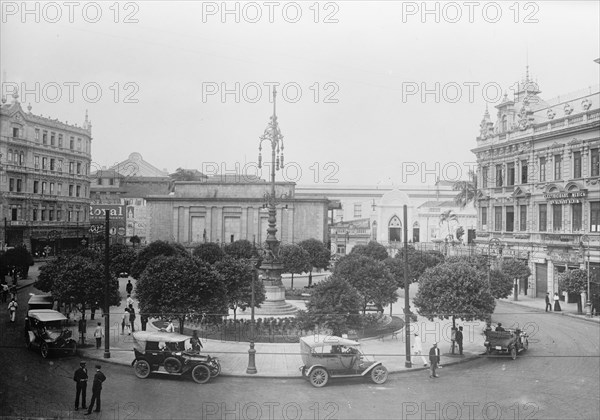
(472, 68), (600, 299)
(146, 179), (329, 249)
(0, 92), (92, 252)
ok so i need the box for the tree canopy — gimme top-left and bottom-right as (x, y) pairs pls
(349, 241), (389, 261)
(502, 258), (532, 283)
(413, 260), (495, 323)
(214, 257), (265, 319)
(452, 169), (477, 208)
(334, 254), (398, 314)
(130, 240), (190, 279)
(279, 244), (310, 288)
(223, 240), (255, 260)
(298, 238), (331, 286)
(392, 245), (445, 283)
(297, 275), (361, 336)
(135, 256), (227, 332)
(192, 242), (225, 265)
(37, 254), (120, 315)
(4, 245), (34, 279)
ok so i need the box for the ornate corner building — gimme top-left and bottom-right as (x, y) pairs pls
(0, 91), (92, 253)
(472, 66), (600, 299)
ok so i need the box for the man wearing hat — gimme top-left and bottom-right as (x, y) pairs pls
(85, 365), (106, 415)
(73, 361), (88, 411)
(429, 342), (440, 378)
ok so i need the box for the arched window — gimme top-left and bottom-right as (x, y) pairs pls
(412, 221), (420, 243)
(388, 216), (402, 242)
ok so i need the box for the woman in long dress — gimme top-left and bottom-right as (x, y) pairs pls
(553, 292), (562, 312)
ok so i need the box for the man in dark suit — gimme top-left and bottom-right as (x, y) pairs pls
(495, 323), (505, 332)
(429, 343), (440, 378)
(85, 365), (106, 415)
(545, 293), (552, 312)
(456, 326), (464, 355)
(73, 361), (88, 411)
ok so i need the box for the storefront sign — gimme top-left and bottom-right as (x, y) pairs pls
(89, 205), (126, 222)
(543, 190), (587, 204)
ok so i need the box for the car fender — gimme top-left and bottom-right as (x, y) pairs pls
(305, 364), (328, 377)
(27, 331), (36, 343)
(361, 362), (383, 376)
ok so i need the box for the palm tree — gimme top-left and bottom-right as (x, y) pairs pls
(453, 169), (478, 208)
(439, 210), (459, 239)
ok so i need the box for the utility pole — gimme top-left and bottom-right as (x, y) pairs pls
(403, 205), (412, 368)
(104, 211), (110, 359)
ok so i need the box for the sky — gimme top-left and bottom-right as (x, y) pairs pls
(1, 1), (599, 187)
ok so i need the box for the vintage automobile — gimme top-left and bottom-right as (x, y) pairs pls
(484, 328), (529, 360)
(131, 331), (221, 384)
(27, 294), (54, 311)
(299, 334), (388, 387)
(25, 309), (77, 358)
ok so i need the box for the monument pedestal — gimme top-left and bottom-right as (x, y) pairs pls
(255, 261), (298, 315)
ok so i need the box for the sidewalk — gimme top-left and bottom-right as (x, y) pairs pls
(75, 280), (485, 377)
(499, 293), (600, 324)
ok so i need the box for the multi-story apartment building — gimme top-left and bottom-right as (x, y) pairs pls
(0, 91), (92, 253)
(472, 67), (600, 300)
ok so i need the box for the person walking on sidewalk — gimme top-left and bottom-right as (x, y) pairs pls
(124, 308), (131, 335)
(125, 280), (133, 296)
(73, 361), (88, 411)
(7, 297), (18, 322)
(411, 333), (428, 367)
(545, 293), (552, 312)
(553, 292), (562, 312)
(140, 313), (148, 331)
(456, 326), (464, 355)
(85, 365), (106, 415)
(93, 323), (103, 349)
(128, 304), (136, 333)
(429, 343), (440, 378)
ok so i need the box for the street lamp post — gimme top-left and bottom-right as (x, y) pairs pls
(580, 235), (592, 318)
(487, 238), (502, 322)
(247, 257), (259, 374)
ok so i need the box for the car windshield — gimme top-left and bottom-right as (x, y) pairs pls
(41, 320), (66, 339)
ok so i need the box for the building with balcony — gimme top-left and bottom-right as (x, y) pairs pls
(472, 67), (600, 299)
(0, 91), (92, 253)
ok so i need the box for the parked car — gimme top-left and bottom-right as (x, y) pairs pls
(484, 328), (529, 360)
(27, 294), (54, 311)
(25, 309), (77, 358)
(131, 331), (221, 384)
(299, 334), (388, 387)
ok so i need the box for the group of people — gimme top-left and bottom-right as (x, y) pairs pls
(73, 361), (106, 415)
(545, 292), (562, 312)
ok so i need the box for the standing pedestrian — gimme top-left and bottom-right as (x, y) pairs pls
(190, 330), (203, 353)
(85, 365), (106, 415)
(126, 294), (134, 307)
(545, 292), (552, 312)
(140, 313), (148, 331)
(73, 361), (88, 411)
(456, 326), (464, 355)
(124, 308), (131, 335)
(553, 292), (562, 312)
(450, 326), (457, 354)
(7, 297), (18, 322)
(93, 322), (103, 349)
(411, 333), (428, 367)
(125, 280), (133, 296)
(128, 304), (136, 333)
(165, 319), (175, 333)
(429, 342), (440, 378)
(121, 311), (126, 335)
(1, 283), (8, 303)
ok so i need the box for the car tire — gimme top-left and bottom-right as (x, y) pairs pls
(210, 360), (221, 377)
(309, 367), (329, 388)
(370, 365), (388, 384)
(164, 357), (182, 373)
(134, 360), (151, 379)
(510, 347), (517, 360)
(40, 342), (49, 359)
(192, 364), (211, 384)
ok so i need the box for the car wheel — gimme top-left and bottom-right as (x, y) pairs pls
(370, 365), (388, 384)
(510, 347), (517, 360)
(192, 364), (211, 384)
(523, 339), (529, 350)
(309, 367), (329, 388)
(210, 360), (221, 378)
(164, 357), (182, 374)
(134, 360), (151, 379)
(40, 342), (49, 359)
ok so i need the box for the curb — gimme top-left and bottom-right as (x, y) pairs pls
(500, 299), (600, 324)
(79, 348), (482, 379)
